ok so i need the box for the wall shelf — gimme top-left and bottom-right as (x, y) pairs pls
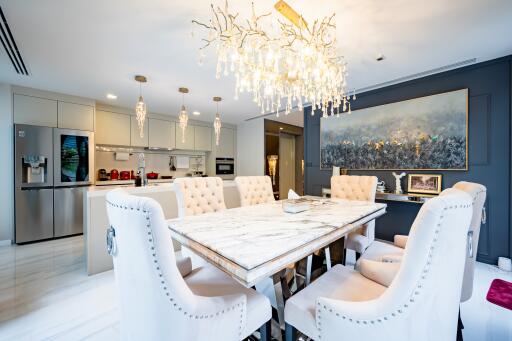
(321, 188), (436, 204)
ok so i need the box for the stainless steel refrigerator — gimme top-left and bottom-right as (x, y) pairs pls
(14, 124), (94, 243)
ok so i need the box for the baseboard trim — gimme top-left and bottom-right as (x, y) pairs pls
(0, 239), (12, 246)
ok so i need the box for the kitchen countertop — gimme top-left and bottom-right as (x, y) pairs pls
(95, 178), (174, 186)
(87, 179), (236, 197)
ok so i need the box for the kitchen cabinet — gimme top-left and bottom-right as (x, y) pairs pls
(130, 116), (149, 147)
(175, 125), (195, 150)
(95, 110), (131, 146)
(194, 125), (212, 151)
(58, 101), (94, 131)
(148, 118), (176, 149)
(14, 94), (58, 127)
(215, 127), (235, 158)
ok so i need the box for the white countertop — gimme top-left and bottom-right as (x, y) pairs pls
(95, 178), (174, 186)
(87, 179), (237, 197)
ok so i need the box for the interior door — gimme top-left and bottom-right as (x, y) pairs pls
(279, 133), (296, 199)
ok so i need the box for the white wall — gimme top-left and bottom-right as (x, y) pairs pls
(0, 84), (13, 243)
(236, 118), (265, 176)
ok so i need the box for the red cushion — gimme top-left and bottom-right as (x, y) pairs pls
(486, 279), (512, 310)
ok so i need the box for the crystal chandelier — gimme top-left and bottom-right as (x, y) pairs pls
(192, 0), (353, 118)
(213, 96), (222, 146)
(178, 87), (189, 143)
(134, 75), (147, 138)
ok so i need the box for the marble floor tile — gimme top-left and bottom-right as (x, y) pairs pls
(0, 236), (510, 341)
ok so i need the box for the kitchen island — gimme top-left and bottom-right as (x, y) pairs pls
(84, 180), (241, 275)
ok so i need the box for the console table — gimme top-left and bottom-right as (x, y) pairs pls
(321, 188), (437, 204)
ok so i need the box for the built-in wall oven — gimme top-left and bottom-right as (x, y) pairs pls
(215, 158), (235, 176)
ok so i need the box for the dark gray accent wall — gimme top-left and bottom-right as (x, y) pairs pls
(304, 56), (512, 264)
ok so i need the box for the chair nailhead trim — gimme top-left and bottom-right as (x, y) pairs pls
(315, 202), (473, 334)
(106, 198), (245, 338)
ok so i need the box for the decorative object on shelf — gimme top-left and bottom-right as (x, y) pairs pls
(192, 0), (353, 117)
(178, 87), (189, 143)
(376, 180), (386, 193)
(320, 89), (468, 170)
(392, 172), (406, 194)
(407, 174), (442, 194)
(332, 166), (340, 176)
(267, 155), (278, 185)
(213, 96), (222, 146)
(134, 75), (147, 138)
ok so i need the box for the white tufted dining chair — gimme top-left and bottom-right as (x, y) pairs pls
(174, 177), (227, 218)
(106, 189), (272, 341)
(173, 177), (227, 268)
(356, 181), (486, 303)
(235, 176), (275, 206)
(284, 188), (473, 341)
(331, 175), (378, 258)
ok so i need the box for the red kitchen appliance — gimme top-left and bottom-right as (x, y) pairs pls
(110, 169), (119, 180)
(120, 171), (131, 180)
(147, 171), (159, 180)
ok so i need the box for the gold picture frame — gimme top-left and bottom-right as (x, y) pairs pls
(407, 174), (442, 194)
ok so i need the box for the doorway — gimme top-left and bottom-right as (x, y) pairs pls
(279, 133), (295, 199)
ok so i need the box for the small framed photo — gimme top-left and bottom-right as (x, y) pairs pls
(407, 174), (442, 194)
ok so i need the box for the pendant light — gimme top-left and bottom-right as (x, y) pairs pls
(134, 75), (147, 138)
(178, 87), (189, 143)
(213, 96), (222, 146)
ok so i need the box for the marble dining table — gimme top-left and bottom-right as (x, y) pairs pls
(168, 196), (387, 287)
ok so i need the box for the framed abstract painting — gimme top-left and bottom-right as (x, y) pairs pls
(320, 89), (468, 170)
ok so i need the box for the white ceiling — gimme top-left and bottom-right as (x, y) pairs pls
(265, 110), (304, 127)
(0, 0), (511, 124)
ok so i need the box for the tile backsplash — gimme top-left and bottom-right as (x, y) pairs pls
(95, 149), (207, 180)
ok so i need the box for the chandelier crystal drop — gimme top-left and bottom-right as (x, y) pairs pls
(192, 0), (353, 118)
(134, 75), (147, 138)
(213, 97), (222, 146)
(178, 87), (189, 143)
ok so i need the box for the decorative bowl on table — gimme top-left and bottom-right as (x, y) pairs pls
(282, 198), (310, 213)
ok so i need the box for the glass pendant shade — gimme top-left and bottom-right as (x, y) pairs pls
(134, 75), (147, 138)
(214, 113), (221, 146)
(178, 105), (188, 143)
(213, 96), (222, 146)
(135, 95), (146, 138)
(178, 87), (190, 143)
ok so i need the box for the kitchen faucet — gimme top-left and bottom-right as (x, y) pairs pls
(137, 153), (148, 186)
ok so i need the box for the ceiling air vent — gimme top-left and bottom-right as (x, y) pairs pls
(0, 6), (29, 75)
(355, 58), (477, 93)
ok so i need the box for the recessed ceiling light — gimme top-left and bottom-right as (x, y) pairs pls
(192, 111), (201, 116)
(279, 127), (283, 130)
(106, 93), (117, 99)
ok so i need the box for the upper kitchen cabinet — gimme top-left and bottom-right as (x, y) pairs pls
(215, 127), (235, 158)
(95, 110), (131, 146)
(130, 116), (148, 147)
(58, 102), (94, 131)
(14, 94), (57, 127)
(194, 125), (212, 151)
(148, 119), (176, 149)
(175, 125), (195, 150)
